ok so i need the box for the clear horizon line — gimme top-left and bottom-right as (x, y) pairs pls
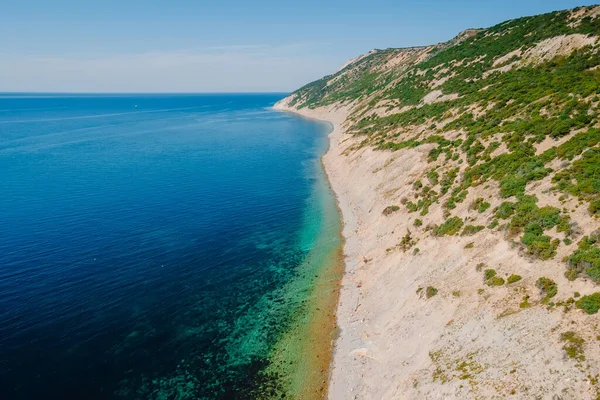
(0, 91), (292, 95)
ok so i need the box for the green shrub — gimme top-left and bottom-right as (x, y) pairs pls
(426, 286), (439, 298)
(487, 276), (505, 286)
(414, 218), (423, 227)
(483, 269), (504, 286)
(567, 235), (600, 282)
(406, 202), (419, 212)
(440, 168), (458, 195)
(484, 269), (497, 280)
(507, 274), (522, 284)
(471, 197), (491, 213)
(590, 199), (600, 215)
(552, 148), (600, 214)
(427, 171), (439, 185)
(462, 225), (485, 236)
(536, 277), (558, 302)
(496, 202), (516, 219)
(576, 293), (600, 314)
(565, 269), (579, 281)
(509, 198), (565, 260)
(521, 233), (560, 260)
(519, 294), (531, 309)
(434, 217), (464, 236)
(561, 331), (585, 361)
(399, 230), (416, 252)
(382, 205), (401, 216)
(487, 220), (499, 229)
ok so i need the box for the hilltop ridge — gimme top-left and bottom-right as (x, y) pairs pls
(277, 4), (600, 399)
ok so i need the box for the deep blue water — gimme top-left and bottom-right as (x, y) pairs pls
(0, 94), (335, 399)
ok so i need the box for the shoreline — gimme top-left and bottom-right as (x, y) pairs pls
(273, 100), (360, 399)
(269, 10), (600, 397)
(272, 90), (600, 399)
(264, 127), (343, 399)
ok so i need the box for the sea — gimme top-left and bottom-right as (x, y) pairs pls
(0, 93), (341, 399)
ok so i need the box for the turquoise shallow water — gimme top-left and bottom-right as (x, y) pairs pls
(0, 94), (338, 399)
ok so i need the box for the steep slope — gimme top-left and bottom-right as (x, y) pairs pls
(276, 5), (600, 400)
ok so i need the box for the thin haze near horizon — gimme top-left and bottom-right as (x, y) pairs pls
(1, 0), (598, 93)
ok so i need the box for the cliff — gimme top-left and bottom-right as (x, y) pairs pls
(276, 5), (600, 399)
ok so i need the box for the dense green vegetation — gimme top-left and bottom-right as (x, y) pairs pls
(364, 26), (598, 263)
(552, 148), (600, 215)
(293, 10), (599, 110)
(356, 46), (599, 262)
(288, 5), (600, 283)
(511, 197), (568, 260)
(290, 48), (422, 108)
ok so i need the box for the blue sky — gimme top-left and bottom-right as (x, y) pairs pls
(0, 0), (598, 92)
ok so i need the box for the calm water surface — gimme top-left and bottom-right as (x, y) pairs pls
(0, 94), (337, 399)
